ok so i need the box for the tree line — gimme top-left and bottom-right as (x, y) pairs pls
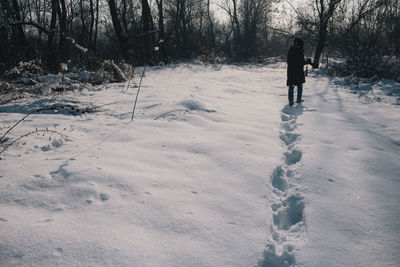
(293, 0), (399, 75)
(0, 0), (399, 76)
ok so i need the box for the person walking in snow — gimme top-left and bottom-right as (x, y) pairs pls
(287, 38), (312, 106)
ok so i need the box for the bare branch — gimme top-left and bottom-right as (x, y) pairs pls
(0, 129), (69, 156)
(0, 20), (51, 35)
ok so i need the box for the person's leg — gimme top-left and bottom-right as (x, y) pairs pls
(288, 85), (294, 105)
(296, 84), (303, 103)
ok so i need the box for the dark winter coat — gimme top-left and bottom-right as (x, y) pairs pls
(287, 45), (306, 86)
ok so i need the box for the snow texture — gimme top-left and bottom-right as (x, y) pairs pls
(0, 62), (399, 266)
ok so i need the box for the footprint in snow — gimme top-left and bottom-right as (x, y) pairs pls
(281, 114), (291, 122)
(179, 99), (216, 113)
(99, 193), (109, 201)
(259, 243), (296, 267)
(53, 247), (64, 256)
(273, 193), (305, 231)
(281, 122), (297, 132)
(264, 104), (306, 265)
(271, 166), (288, 192)
(284, 149), (302, 165)
(280, 132), (300, 146)
(40, 139), (64, 152)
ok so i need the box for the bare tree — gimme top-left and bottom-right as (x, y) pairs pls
(220, 0), (273, 59)
(12, 0), (26, 47)
(107, 0), (128, 57)
(294, 0), (344, 68)
(140, 0), (154, 64)
(335, 0), (399, 76)
(58, 0), (68, 60)
(48, 0), (59, 69)
(155, 0), (167, 60)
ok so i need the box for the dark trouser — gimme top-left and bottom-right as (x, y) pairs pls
(288, 84), (303, 105)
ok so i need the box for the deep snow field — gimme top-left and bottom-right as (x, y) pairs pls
(1, 62), (399, 266)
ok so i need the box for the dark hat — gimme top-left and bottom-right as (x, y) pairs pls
(294, 38), (304, 48)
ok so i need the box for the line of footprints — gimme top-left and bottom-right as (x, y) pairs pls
(261, 105), (306, 267)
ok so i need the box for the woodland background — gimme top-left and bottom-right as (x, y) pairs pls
(0, 0), (399, 79)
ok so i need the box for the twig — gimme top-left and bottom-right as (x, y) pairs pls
(0, 20), (52, 35)
(125, 66), (135, 91)
(0, 104), (96, 144)
(130, 66), (147, 122)
(0, 112), (33, 144)
(0, 129), (69, 155)
(0, 106), (59, 144)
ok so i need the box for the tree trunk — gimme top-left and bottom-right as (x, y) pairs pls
(156, 0), (166, 61)
(312, 0), (342, 68)
(89, 0), (95, 50)
(0, 26), (9, 65)
(207, 0), (215, 48)
(155, 0), (166, 60)
(232, 0), (241, 56)
(121, 0), (129, 34)
(48, 0), (58, 69)
(141, 0), (153, 64)
(313, 25), (327, 68)
(58, 0), (68, 61)
(157, 0), (164, 40)
(174, 0), (181, 57)
(12, 0), (25, 48)
(108, 0), (126, 57)
(179, 0), (187, 57)
(93, 0), (99, 52)
(34, 0), (43, 45)
(79, 0), (86, 44)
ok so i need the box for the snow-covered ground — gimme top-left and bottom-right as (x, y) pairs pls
(1, 62), (399, 266)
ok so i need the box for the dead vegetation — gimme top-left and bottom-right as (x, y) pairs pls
(0, 59), (133, 105)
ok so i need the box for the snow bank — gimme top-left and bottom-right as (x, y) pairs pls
(1, 62), (399, 266)
(0, 62), (284, 266)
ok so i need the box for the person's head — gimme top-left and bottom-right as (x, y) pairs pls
(294, 38), (304, 49)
